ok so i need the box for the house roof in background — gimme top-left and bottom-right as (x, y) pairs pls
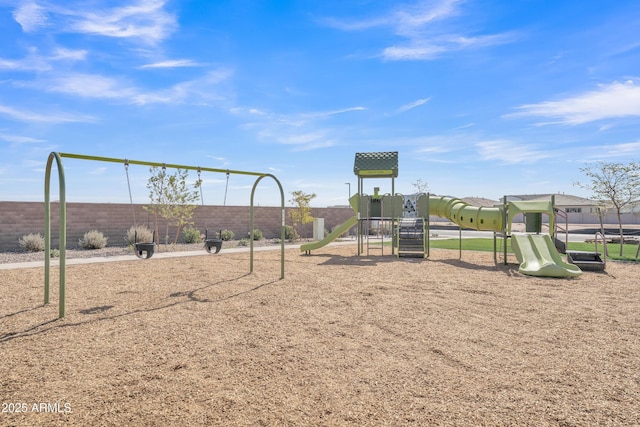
(506, 193), (596, 206)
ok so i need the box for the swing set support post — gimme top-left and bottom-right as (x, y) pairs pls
(250, 174), (286, 279)
(44, 151), (286, 319)
(44, 152), (66, 318)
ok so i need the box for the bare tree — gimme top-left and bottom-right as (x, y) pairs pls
(412, 178), (429, 194)
(574, 161), (640, 256)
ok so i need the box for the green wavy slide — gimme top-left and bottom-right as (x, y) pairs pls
(299, 215), (358, 253)
(511, 234), (582, 278)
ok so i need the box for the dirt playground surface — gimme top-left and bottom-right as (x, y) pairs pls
(1, 244), (639, 426)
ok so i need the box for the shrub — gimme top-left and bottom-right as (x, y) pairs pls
(79, 230), (108, 250)
(248, 229), (263, 241)
(18, 233), (45, 252)
(220, 229), (235, 241)
(238, 238), (250, 246)
(125, 225), (154, 246)
(182, 226), (203, 244)
(283, 225), (297, 241)
(50, 249), (60, 258)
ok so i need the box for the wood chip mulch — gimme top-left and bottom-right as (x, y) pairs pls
(1, 244), (639, 426)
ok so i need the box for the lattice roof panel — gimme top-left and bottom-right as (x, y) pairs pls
(353, 151), (398, 177)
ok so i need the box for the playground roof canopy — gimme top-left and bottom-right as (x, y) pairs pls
(353, 151), (398, 178)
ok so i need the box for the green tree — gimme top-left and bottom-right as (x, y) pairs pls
(144, 167), (201, 245)
(574, 161), (640, 256)
(288, 190), (317, 240)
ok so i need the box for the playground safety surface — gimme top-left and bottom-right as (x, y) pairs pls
(1, 244), (639, 426)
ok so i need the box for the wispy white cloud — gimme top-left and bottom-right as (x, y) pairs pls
(416, 145), (453, 154)
(507, 80), (640, 125)
(13, 0), (177, 44)
(138, 59), (200, 69)
(301, 106), (366, 119)
(324, 0), (515, 61)
(240, 106), (357, 151)
(0, 47), (86, 72)
(397, 98), (431, 113)
(89, 167), (108, 175)
(476, 140), (550, 164)
(261, 130), (336, 151)
(21, 68), (232, 105)
(13, 1), (48, 32)
(133, 68), (234, 105)
(50, 47), (88, 61)
(64, 0), (177, 43)
(0, 133), (46, 144)
(593, 140), (640, 158)
(323, 0), (459, 33)
(205, 154), (230, 166)
(46, 73), (138, 99)
(383, 32), (516, 61)
(0, 52), (50, 72)
(0, 104), (94, 123)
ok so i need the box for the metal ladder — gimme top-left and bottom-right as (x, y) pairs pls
(365, 197), (385, 255)
(396, 218), (425, 258)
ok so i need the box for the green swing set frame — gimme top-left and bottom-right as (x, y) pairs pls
(44, 152), (286, 318)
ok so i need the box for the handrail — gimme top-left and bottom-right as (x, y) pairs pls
(553, 207), (569, 248)
(594, 231), (607, 270)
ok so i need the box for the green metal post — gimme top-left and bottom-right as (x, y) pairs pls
(250, 174), (286, 279)
(425, 193), (430, 258)
(44, 152), (66, 317)
(550, 194), (556, 239)
(391, 177), (395, 256)
(503, 196), (508, 265)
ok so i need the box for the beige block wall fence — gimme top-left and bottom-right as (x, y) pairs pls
(0, 202), (354, 252)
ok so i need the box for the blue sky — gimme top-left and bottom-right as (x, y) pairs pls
(1, 0), (640, 207)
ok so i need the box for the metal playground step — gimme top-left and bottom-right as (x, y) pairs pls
(397, 218), (425, 258)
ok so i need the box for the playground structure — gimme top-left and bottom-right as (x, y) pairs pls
(301, 151), (605, 278)
(44, 152), (287, 318)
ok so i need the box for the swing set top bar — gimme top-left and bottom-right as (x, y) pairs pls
(57, 152), (268, 178)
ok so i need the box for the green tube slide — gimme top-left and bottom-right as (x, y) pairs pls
(426, 195), (503, 232)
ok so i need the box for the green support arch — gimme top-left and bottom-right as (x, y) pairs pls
(44, 152), (286, 318)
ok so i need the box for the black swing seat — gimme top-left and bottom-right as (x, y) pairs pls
(205, 239), (222, 254)
(204, 228), (223, 254)
(135, 242), (156, 259)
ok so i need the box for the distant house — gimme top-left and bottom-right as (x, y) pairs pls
(504, 193), (640, 225)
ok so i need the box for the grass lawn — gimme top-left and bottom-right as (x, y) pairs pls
(427, 238), (640, 262)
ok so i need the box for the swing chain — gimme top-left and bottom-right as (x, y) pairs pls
(124, 159), (137, 228)
(223, 170), (230, 206)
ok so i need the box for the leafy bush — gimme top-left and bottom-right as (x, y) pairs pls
(182, 226), (203, 244)
(220, 229), (235, 241)
(283, 225), (297, 241)
(18, 233), (45, 252)
(125, 225), (154, 246)
(79, 230), (108, 249)
(247, 229), (263, 241)
(50, 249), (60, 258)
(238, 238), (250, 246)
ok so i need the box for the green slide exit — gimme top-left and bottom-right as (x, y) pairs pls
(511, 234), (582, 278)
(299, 215), (358, 253)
